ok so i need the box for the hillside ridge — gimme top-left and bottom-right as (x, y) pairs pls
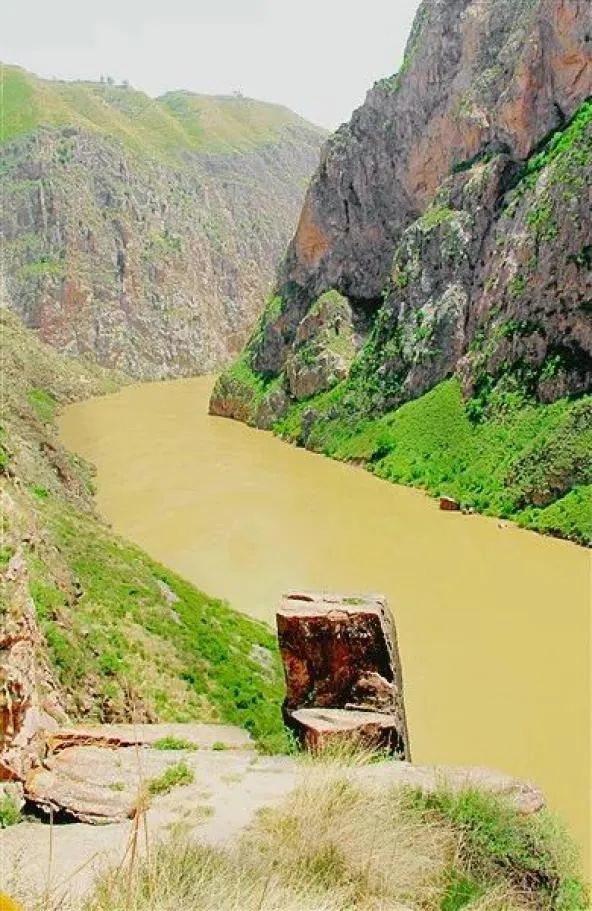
(1, 62), (323, 158)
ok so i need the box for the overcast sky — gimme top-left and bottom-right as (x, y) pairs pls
(2, 0), (421, 129)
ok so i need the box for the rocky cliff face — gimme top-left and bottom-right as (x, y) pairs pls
(210, 0), (591, 541)
(0, 67), (325, 377)
(211, 0), (592, 540)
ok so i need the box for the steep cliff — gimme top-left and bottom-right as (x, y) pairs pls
(0, 65), (325, 377)
(211, 0), (592, 543)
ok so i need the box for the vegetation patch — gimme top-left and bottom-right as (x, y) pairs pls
(152, 737), (198, 751)
(410, 788), (585, 910)
(18, 256), (65, 279)
(147, 762), (194, 796)
(27, 387), (58, 423)
(510, 99), (592, 198)
(0, 794), (22, 829)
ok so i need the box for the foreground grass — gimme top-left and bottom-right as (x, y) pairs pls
(1, 311), (288, 750)
(275, 379), (592, 545)
(67, 758), (587, 911)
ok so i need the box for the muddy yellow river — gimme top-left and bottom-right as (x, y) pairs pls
(59, 376), (591, 866)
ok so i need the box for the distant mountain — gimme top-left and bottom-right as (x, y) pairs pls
(0, 64), (326, 377)
(210, 0), (592, 543)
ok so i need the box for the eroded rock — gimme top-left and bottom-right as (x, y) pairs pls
(290, 707), (405, 754)
(0, 551), (67, 782)
(25, 746), (138, 824)
(277, 592), (410, 758)
(46, 722), (253, 754)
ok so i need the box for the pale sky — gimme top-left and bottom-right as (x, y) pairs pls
(2, 0), (421, 129)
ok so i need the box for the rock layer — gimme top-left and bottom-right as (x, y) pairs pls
(0, 550), (67, 782)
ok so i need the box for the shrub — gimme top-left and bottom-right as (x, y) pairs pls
(0, 794), (22, 829)
(152, 737), (198, 751)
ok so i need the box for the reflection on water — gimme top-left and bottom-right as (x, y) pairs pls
(59, 376), (591, 867)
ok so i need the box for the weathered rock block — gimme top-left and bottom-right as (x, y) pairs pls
(277, 592), (410, 758)
(290, 708), (405, 754)
(25, 745), (140, 823)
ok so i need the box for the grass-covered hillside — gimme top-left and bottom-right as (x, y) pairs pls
(0, 310), (287, 749)
(0, 63), (317, 160)
(273, 378), (592, 545)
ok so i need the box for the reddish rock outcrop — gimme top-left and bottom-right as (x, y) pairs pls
(280, 0), (591, 311)
(439, 496), (461, 512)
(0, 552), (67, 782)
(276, 592), (410, 758)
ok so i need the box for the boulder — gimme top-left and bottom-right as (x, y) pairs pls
(439, 496), (460, 512)
(276, 592), (410, 758)
(25, 745), (141, 823)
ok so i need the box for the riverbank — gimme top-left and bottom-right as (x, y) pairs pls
(58, 375), (591, 864)
(210, 363), (592, 547)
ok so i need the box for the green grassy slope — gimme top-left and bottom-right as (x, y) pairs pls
(0, 63), (322, 160)
(0, 311), (287, 748)
(274, 379), (592, 545)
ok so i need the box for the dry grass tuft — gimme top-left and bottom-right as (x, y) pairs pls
(60, 754), (584, 911)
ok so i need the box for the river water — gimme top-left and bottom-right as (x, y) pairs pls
(59, 376), (591, 866)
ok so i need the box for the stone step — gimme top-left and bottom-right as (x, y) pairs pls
(290, 707), (404, 752)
